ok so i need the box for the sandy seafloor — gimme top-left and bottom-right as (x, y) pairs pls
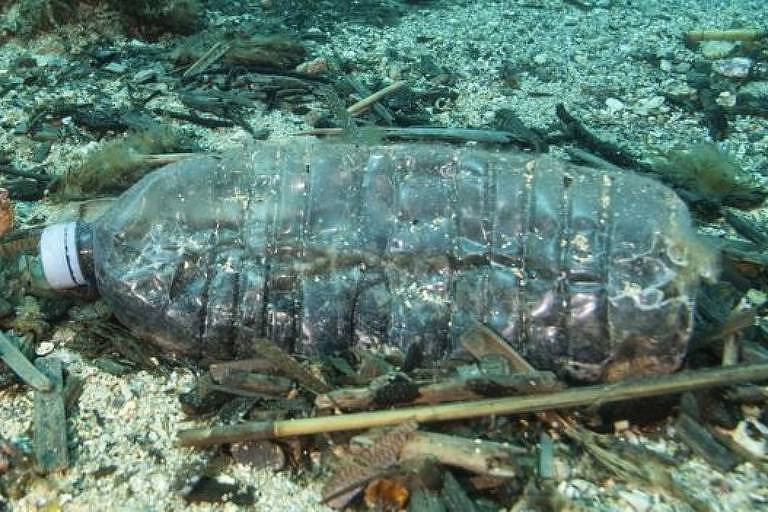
(1, 0), (768, 510)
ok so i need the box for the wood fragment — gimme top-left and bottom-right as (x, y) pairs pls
(459, 321), (535, 372)
(537, 432), (555, 480)
(724, 208), (768, 247)
(743, 340), (768, 364)
(722, 335), (740, 366)
(178, 362), (768, 446)
(315, 371), (560, 411)
(0, 331), (52, 391)
(183, 42), (232, 79)
(725, 384), (768, 403)
(400, 432), (524, 478)
(441, 471), (478, 512)
(33, 356), (68, 472)
(409, 488), (447, 512)
(215, 371), (293, 397)
(209, 358), (275, 382)
(675, 413), (739, 472)
(239, 330), (331, 394)
(556, 103), (649, 171)
(317, 387), (375, 410)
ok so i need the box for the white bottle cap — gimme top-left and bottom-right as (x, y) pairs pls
(39, 222), (87, 289)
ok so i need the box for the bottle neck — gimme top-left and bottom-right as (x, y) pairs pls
(38, 222), (95, 289)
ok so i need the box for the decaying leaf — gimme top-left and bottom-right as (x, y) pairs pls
(0, 188), (13, 236)
(322, 420), (418, 509)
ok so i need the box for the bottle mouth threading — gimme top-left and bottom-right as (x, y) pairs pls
(39, 222), (94, 289)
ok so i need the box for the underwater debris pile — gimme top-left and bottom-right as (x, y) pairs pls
(0, 0), (202, 38)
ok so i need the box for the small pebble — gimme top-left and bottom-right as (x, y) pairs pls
(35, 341), (54, 356)
(295, 57), (328, 76)
(712, 57), (752, 78)
(632, 96), (666, 115)
(103, 62), (127, 74)
(605, 97), (625, 113)
(716, 91), (736, 108)
(133, 68), (158, 84)
(700, 40), (738, 59)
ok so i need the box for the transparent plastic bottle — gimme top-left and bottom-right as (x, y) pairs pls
(38, 142), (715, 381)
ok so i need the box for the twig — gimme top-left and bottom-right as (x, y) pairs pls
(183, 42), (232, 79)
(177, 362), (768, 446)
(158, 109), (236, 128)
(555, 103), (649, 171)
(346, 81), (406, 116)
(140, 153), (198, 167)
(0, 331), (52, 391)
(345, 75), (394, 125)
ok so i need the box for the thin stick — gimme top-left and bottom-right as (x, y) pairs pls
(346, 80), (406, 116)
(0, 331), (51, 391)
(178, 362), (768, 447)
(294, 126), (518, 144)
(140, 153), (198, 167)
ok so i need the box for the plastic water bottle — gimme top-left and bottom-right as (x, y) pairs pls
(36, 142), (714, 381)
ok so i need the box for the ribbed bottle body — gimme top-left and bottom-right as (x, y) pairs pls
(92, 142), (709, 380)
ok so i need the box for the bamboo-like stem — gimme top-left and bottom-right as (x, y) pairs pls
(0, 331), (51, 391)
(177, 362), (768, 447)
(685, 29), (766, 44)
(346, 81), (406, 116)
